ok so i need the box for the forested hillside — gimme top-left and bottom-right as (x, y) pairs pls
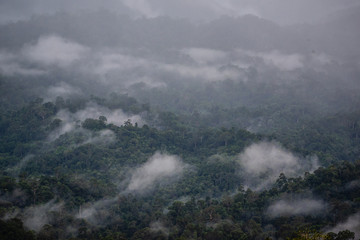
(0, 95), (359, 239)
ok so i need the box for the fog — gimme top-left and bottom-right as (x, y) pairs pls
(23, 200), (63, 232)
(238, 141), (319, 190)
(6, 154), (35, 177)
(0, 188), (27, 207)
(0, 0), (133, 24)
(326, 212), (360, 239)
(126, 152), (187, 193)
(346, 179), (360, 190)
(0, 2), (359, 239)
(3, 199), (63, 232)
(0, 50), (45, 76)
(150, 221), (169, 236)
(239, 50), (304, 71)
(23, 35), (89, 68)
(44, 82), (83, 102)
(2, 27), (358, 120)
(74, 152), (188, 225)
(267, 197), (327, 217)
(0, 0), (358, 173)
(1, 0), (358, 25)
(76, 197), (117, 226)
(1, 5), (359, 117)
(48, 102), (143, 142)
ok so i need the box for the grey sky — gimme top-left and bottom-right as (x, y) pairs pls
(0, 0), (359, 25)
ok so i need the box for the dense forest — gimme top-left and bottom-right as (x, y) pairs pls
(0, 94), (359, 239)
(1, 1), (360, 240)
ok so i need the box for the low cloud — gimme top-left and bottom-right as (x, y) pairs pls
(48, 103), (144, 141)
(4, 200), (63, 232)
(122, 0), (159, 18)
(182, 48), (228, 64)
(92, 52), (152, 76)
(1, 35), (88, 76)
(127, 76), (167, 89)
(47, 110), (78, 142)
(22, 35), (88, 68)
(326, 212), (360, 239)
(150, 221), (169, 236)
(23, 200), (63, 232)
(238, 141), (319, 190)
(0, 51), (45, 76)
(89, 49), (242, 83)
(1, 34), (337, 101)
(1, 35), (319, 89)
(74, 154), (186, 226)
(81, 51), (167, 88)
(346, 179), (360, 190)
(83, 129), (116, 145)
(238, 49), (304, 71)
(206, 0), (260, 18)
(74, 103), (145, 127)
(126, 0), (260, 22)
(206, 219), (234, 229)
(310, 53), (332, 66)
(6, 154), (35, 177)
(0, 188), (28, 207)
(76, 197), (117, 226)
(267, 198), (327, 217)
(44, 82), (83, 102)
(160, 62), (241, 82)
(1, 0), (352, 25)
(49, 126), (115, 147)
(126, 152), (187, 193)
(262, 51), (303, 71)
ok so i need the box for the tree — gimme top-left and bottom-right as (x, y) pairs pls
(0, 218), (36, 240)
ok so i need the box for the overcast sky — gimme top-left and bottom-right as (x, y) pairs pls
(0, 0), (359, 25)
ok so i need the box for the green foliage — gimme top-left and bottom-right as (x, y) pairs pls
(0, 97), (359, 239)
(82, 118), (106, 130)
(0, 218), (36, 240)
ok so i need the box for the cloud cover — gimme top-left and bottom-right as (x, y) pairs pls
(0, 35), (88, 76)
(238, 141), (319, 190)
(0, 0), (358, 25)
(76, 197), (117, 226)
(0, 33), (334, 89)
(4, 199), (63, 232)
(76, 152), (188, 224)
(23, 200), (63, 232)
(126, 152), (187, 193)
(242, 50), (304, 71)
(23, 35), (88, 68)
(0, 51), (45, 76)
(267, 198), (327, 217)
(48, 102), (144, 143)
(327, 212), (360, 239)
(6, 154), (35, 177)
